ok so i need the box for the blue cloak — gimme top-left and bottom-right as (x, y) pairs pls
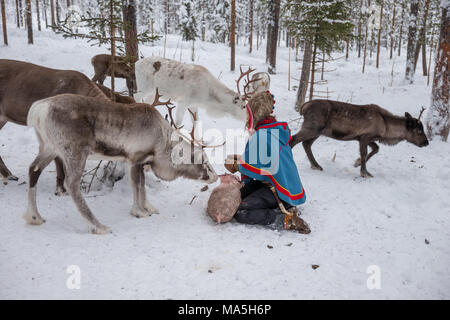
(239, 121), (306, 206)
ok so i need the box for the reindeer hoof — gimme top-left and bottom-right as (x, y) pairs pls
(89, 224), (111, 235)
(354, 158), (362, 167)
(130, 207), (152, 218)
(23, 211), (46, 225)
(8, 174), (19, 181)
(144, 202), (159, 215)
(54, 186), (68, 196)
(360, 170), (373, 178)
(311, 165), (323, 171)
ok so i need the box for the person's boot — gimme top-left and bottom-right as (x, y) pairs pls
(285, 208), (311, 234)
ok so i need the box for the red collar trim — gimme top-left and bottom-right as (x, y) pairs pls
(255, 116), (277, 129)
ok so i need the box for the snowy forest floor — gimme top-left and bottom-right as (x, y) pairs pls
(0, 27), (449, 299)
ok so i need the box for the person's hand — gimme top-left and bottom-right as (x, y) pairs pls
(224, 154), (241, 174)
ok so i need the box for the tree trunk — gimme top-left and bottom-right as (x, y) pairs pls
(427, 21), (435, 86)
(266, 24), (272, 63)
(398, 0), (405, 57)
(230, 0), (236, 71)
(201, 0), (205, 41)
(1, 0), (7, 45)
(426, 4), (449, 141)
(15, 0), (20, 27)
(43, 0), (47, 28)
(50, 0), (54, 29)
(19, 0), (23, 27)
(110, 0), (115, 101)
(123, 0), (138, 96)
(405, 0), (419, 83)
(249, 0), (253, 53)
(362, 2), (369, 74)
(376, 0), (383, 68)
(390, 0), (396, 59)
(357, 0), (363, 58)
(36, 0), (41, 31)
(25, 0), (33, 44)
(309, 37), (318, 101)
(268, 0), (281, 74)
(296, 40), (312, 110)
(346, 38), (350, 60)
(414, 0), (431, 75)
(55, 0), (60, 25)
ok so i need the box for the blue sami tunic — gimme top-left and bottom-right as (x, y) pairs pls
(239, 121), (306, 206)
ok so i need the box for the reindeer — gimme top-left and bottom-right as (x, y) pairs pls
(25, 90), (218, 234)
(289, 100), (429, 178)
(250, 72), (271, 92)
(91, 54), (136, 97)
(93, 82), (136, 104)
(0, 59), (110, 191)
(135, 58), (259, 127)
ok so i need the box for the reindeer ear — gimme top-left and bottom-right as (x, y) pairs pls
(405, 112), (412, 118)
(406, 117), (414, 129)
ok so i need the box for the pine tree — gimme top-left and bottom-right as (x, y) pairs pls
(55, 0), (159, 98)
(286, 0), (353, 100)
(208, 0), (230, 43)
(426, 1), (449, 141)
(267, 0), (281, 74)
(180, 0), (198, 61)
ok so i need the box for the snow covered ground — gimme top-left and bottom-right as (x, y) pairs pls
(0, 26), (449, 299)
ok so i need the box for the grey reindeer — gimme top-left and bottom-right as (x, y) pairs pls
(25, 90), (218, 234)
(289, 100), (429, 178)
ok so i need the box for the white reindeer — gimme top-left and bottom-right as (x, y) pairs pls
(25, 91), (218, 234)
(135, 57), (260, 127)
(251, 72), (271, 92)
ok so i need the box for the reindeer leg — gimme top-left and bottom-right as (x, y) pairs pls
(0, 121), (18, 183)
(140, 169), (159, 215)
(126, 77), (134, 97)
(303, 137), (323, 171)
(98, 73), (107, 85)
(130, 164), (154, 218)
(54, 157), (67, 196)
(23, 152), (54, 225)
(359, 138), (373, 178)
(63, 150), (111, 234)
(354, 142), (379, 167)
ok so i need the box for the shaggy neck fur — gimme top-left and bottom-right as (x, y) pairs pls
(379, 114), (408, 146)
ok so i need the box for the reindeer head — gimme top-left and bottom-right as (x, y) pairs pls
(404, 108), (429, 147)
(161, 99), (219, 184)
(234, 67), (261, 120)
(251, 72), (271, 92)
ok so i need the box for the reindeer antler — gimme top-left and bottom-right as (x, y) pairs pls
(149, 88), (173, 109)
(165, 105), (184, 130)
(172, 108), (225, 149)
(418, 106), (426, 121)
(236, 66), (259, 101)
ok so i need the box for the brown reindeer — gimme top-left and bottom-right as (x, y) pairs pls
(0, 59), (109, 191)
(91, 54), (136, 97)
(289, 100), (429, 178)
(94, 82), (136, 104)
(25, 91), (218, 234)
